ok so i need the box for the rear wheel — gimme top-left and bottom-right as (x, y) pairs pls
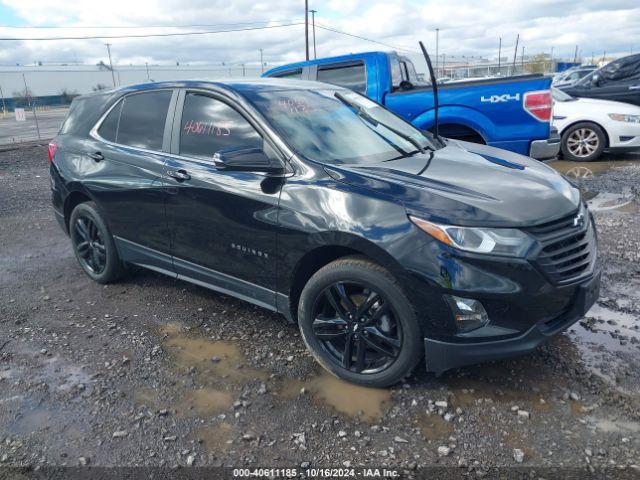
(298, 256), (422, 387)
(69, 201), (125, 284)
(561, 122), (606, 162)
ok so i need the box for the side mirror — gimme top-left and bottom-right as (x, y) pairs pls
(591, 74), (601, 87)
(213, 146), (284, 174)
(399, 80), (414, 91)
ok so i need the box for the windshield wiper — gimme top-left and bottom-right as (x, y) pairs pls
(334, 92), (429, 155)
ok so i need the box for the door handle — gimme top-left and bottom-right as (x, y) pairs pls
(629, 85), (640, 90)
(88, 151), (104, 162)
(166, 169), (191, 181)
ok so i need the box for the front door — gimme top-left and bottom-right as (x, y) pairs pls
(164, 90), (284, 308)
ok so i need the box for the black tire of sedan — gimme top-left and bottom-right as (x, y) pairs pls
(298, 256), (422, 387)
(561, 122), (606, 162)
(69, 201), (125, 284)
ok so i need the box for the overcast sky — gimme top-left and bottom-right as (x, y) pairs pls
(0, 0), (638, 67)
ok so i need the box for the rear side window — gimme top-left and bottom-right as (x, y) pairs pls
(272, 69), (303, 80)
(59, 94), (109, 135)
(317, 62), (366, 93)
(97, 100), (122, 142)
(116, 91), (172, 150)
(179, 93), (262, 159)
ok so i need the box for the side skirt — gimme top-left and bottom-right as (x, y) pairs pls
(113, 236), (287, 317)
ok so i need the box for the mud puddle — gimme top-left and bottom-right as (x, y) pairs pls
(131, 323), (271, 418)
(547, 159), (640, 178)
(567, 303), (640, 391)
(279, 372), (392, 422)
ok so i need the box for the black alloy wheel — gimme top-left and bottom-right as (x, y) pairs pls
(298, 256), (422, 387)
(312, 282), (402, 374)
(69, 201), (126, 284)
(73, 215), (107, 274)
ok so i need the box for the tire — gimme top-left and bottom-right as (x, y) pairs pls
(298, 256), (423, 387)
(69, 201), (125, 284)
(561, 122), (606, 162)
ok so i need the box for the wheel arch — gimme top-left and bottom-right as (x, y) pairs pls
(63, 188), (95, 233)
(285, 234), (409, 323)
(559, 119), (610, 149)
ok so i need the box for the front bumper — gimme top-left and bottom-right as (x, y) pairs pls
(529, 127), (561, 159)
(424, 270), (600, 373)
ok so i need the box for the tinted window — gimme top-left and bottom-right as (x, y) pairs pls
(180, 93), (262, 159)
(273, 69), (302, 79)
(116, 91), (172, 150)
(317, 63), (366, 93)
(97, 99), (122, 142)
(59, 94), (109, 135)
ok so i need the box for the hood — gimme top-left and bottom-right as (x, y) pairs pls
(325, 140), (580, 227)
(566, 96), (640, 114)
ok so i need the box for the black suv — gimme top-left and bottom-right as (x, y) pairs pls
(50, 80), (600, 387)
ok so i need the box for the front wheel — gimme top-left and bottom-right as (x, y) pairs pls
(298, 256), (423, 387)
(561, 122), (606, 162)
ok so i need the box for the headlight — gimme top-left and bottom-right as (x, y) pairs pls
(409, 216), (535, 257)
(608, 113), (640, 123)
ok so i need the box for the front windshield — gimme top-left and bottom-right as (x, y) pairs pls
(245, 88), (435, 165)
(552, 88), (573, 102)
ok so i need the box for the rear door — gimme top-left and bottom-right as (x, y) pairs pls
(89, 89), (177, 273)
(163, 90), (284, 308)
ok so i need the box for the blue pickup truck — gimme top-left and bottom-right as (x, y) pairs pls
(263, 51), (560, 159)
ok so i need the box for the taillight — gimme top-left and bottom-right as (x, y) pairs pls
(523, 90), (552, 122)
(47, 142), (57, 163)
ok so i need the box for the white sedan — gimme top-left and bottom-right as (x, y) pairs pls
(552, 88), (640, 161)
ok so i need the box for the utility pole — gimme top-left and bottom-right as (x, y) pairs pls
(497, 37), (502, 75)
(521, 45), (525, 71)
(260, 48), (264, 73)
(310, 9), (317, 59)
(0, 83), (6, 117)
(550, 47), (554, 72)
(105, 43), (116, 87)
(22, 73), (40, 139)
(145, 62), (150, 81)
(304, 0), (309, 61)
(435, 28), (439, 77)
(512, 33), (519, 74)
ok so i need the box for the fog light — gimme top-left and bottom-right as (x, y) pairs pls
(445, 295), (489, 332)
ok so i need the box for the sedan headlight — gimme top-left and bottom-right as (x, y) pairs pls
(608, 113), (640, 123)
(409, 216), (535, 257)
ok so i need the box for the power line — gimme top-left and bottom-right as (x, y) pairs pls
(0, 22), (304, 41)
(0, 18), (303, 29)
(315, 24), (418, 53)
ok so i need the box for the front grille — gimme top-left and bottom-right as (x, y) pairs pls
(527, 204), (596, 285)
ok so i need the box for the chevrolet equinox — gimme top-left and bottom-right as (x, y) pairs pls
(49, 79), (600, 387)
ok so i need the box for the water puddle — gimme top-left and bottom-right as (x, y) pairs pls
(181, 388), (234, 417)
(414, 412), (453, 441)
(161, 323), (267, 386)
(193, 422), (234, 453)
(279, 372), (392, 422)
(547, 159), (640, 178)
(588, 417), (640, 434)
(567, 303), (640, 391)
(587, 192), (637, 213)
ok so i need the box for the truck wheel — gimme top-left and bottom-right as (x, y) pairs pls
(561, 122), (606, 162)
(297, 256), (423, 387)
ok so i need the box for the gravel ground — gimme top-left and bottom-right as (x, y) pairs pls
(1, 145), (640, 478)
